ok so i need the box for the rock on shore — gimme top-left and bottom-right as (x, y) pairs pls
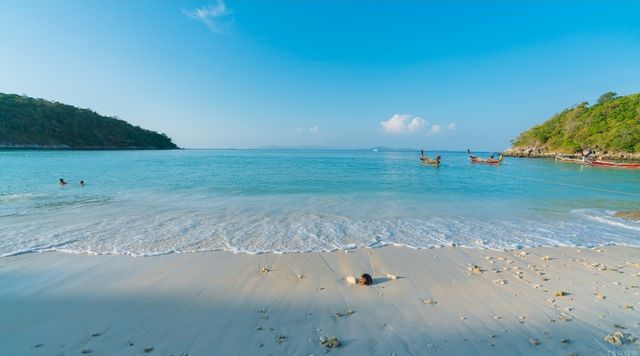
(503, 146), (640, 161)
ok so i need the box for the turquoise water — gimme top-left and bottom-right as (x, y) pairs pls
(1, 149), (639, 256)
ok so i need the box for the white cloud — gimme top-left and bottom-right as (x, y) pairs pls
(447, 123), (457, 130)
(183, 1), (231, 33)
(309, 126), (320, 136)
(380, 114), (425, 134)
(430, 124), (443, 134)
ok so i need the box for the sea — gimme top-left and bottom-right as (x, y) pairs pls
(1, 149), (639, 257)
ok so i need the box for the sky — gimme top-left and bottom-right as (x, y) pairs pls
(1, 1), (640, 150)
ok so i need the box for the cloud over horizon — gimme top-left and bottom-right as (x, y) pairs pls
(381, 114), (456, 136)
(380, 114), (425, 134)
(183, 1), (231, 33)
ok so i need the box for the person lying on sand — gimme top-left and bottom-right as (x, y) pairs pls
(356, 273), (372, 286)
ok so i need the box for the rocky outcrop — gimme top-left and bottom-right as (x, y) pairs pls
(503, 146), (640, 161)
(614, 211), (640, 221)
(502, 146), (555, 158)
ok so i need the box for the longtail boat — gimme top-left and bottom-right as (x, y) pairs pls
(555, 154), (585, 164)
(467, 149), (503, 166)
(419, 155), (441, 167)
(584, 158), (640, 169)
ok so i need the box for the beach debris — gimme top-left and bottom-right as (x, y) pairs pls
(346, 276), (357, 284)
(614, 324), (626, 329)
(332, 310), (355, 320)
(554, 291), (567, 297)
(259, 266), (271, 273)
(493, 278), (506, 285)
(256, 326), (263, 331)
(594, 292), (606, 300)
(33, 344), (43, 348)
(144, 347), (154, 353)
(320, 336), (341, 348)
(423, 298), (437, 305)
(357, 273), (372, 286)
(560, 338), (570, 344)
(604, 331), (636, 346)
(296, 273), (304, 279)
(128, 341), (135, 347)
(528, 337), (540, 346)
(386, 273), (398, 281)
(91, 332), (101, 337)
(559, 314), (571, 322)
(467, 265), (484, 274)
(80, 348), (92, 354)
(623, 304), (634, 310)
(516, 251), (528, 258)
(275, 334), (287, 344)
(493, 315), (502, 320)
(541, 255), (551, 261)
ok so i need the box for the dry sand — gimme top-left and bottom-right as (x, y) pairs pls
(1, 245), (639, 355)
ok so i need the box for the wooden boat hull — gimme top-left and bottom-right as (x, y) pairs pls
(420, 161), (440, 167)
(555, 155), (584, 164)
(469, 157), (502, 165)
(467, 149), (503, 166)
(419, 158), (440, 167)
(585, 160), (640, 169)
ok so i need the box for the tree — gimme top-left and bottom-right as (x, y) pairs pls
(597, 92), (618, 105)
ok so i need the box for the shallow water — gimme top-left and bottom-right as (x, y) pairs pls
(1, 149), (639, 256)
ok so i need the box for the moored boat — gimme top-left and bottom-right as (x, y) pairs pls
(555, 154), (585, 164)
(419, 156), (441, 167)
(419, 150), (441, 167)
(467, 149), (503, 166)
(584, 158), (640, 169)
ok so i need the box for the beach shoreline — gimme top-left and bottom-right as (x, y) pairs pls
(1, 245), (639, 355)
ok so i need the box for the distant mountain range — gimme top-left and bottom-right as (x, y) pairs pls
(256, 145), (421, 152)
(0, 93), (178, 149)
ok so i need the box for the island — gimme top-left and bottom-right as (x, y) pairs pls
(0, 93), (178, 149)
(504, 92), (640, 160)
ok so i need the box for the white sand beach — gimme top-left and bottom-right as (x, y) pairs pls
(1, 245), (639, 355)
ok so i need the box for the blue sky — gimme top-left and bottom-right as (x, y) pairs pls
(1, 1), (639, 150)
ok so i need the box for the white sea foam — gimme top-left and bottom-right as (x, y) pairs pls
(1, 205), (638, 257)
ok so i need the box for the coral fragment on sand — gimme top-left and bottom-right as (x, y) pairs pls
(604, 331), (636, 346)
(320, 336), (341, 348)
(528, 338), (540, 346)
(554, 291), (567, 297)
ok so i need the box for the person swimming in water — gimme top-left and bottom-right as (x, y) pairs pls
(59, 178), (67, 186)
(80, 180), (85, 187)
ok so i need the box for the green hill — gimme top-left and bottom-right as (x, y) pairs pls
(0, 93), (178, 149)
(508, 92), (640, 155)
